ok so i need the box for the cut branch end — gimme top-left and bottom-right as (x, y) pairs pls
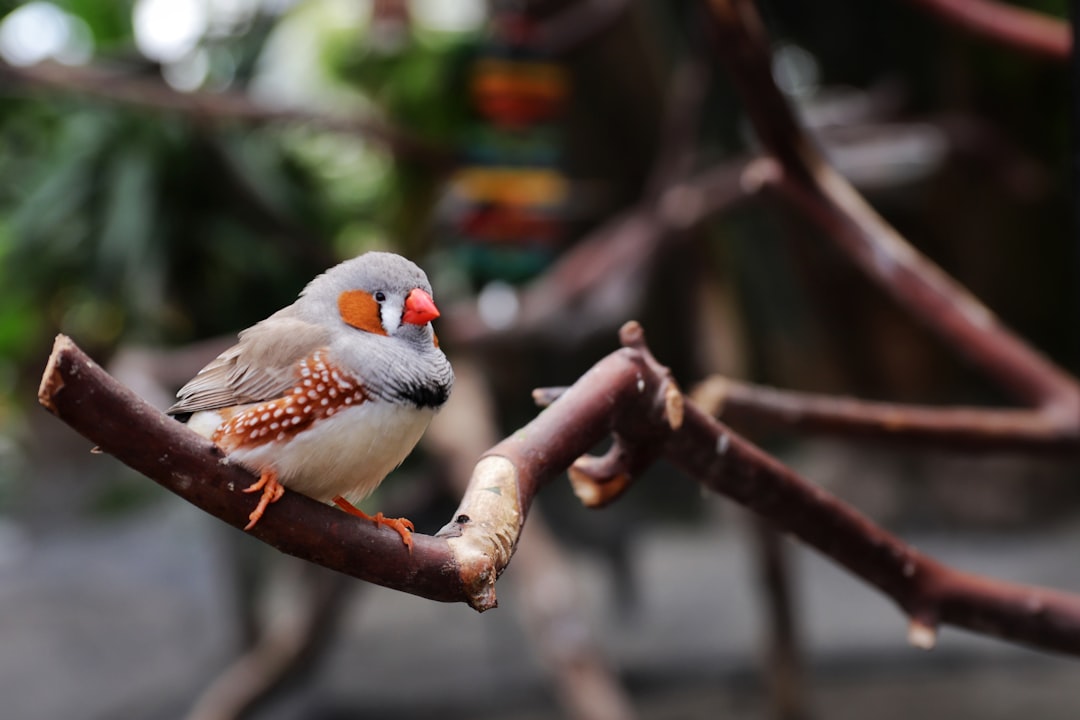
(38, 333), (74, 414)
(907, 618), (939, 650)
(568, 461), (633, 508)
(619, 320), (646, 349)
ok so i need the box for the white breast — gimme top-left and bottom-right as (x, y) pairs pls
(217, 399), (435, 505)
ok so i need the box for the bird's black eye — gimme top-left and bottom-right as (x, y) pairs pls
(374, 291), (386, 303)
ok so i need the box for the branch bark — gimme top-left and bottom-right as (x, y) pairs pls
(38, 326), (1080, 655)
(692, 376), (1080, 452)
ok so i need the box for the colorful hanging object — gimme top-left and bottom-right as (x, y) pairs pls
(440, 3), (572, 286)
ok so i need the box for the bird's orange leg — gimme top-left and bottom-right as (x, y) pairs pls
(243, 468), (284, 530)
(332, 496), (414, 553)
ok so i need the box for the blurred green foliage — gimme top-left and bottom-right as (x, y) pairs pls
(0, 1), (476, 368)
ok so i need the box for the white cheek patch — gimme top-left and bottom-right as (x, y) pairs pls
(380, 298), (403, 335)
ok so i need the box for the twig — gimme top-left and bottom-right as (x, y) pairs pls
(0, 59), (455, 168)
(38, 326), (1080, 654)
(544, 378), (1080, 452)
(903, 0), (1069, 62)
(692, 376), (1080, 452)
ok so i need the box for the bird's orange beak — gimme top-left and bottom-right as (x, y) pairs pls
(402, 288), (440, 326)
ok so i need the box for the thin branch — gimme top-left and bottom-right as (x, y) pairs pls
(705, 0), (1080, 421)
(903, 0), (1070, 63)
(38, 326), (1080, 654)
(0, 59), (455, 168)
(692, 376), (1080, 452)
(442, 156), (768, 346)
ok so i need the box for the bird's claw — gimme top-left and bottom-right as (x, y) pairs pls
(333, 496), (414, 554)
(243, 469), (284, 530)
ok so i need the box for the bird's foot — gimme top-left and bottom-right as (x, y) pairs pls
(332, 496), (414, 554)
(243, 469), (284, 530)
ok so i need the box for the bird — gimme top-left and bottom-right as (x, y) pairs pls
(168, 251), (454, 550)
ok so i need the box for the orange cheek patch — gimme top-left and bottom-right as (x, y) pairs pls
(338, 290), (387, 335)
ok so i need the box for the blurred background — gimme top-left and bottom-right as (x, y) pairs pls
(1, 0), (1079, 718)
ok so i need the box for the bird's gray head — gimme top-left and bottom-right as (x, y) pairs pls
(297, 251), (440, 344)
(296, 251), (452, 409)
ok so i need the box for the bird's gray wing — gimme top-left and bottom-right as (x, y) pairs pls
(168, 313), (333, 416)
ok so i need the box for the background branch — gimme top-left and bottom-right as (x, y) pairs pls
(704, 0), (1080, 434)
(662, 390), (1080, 655)
(0, 59), (454, 168)
(902, 0), (1070, 62)
(692, 376), (1080, 452)
(185, 562), (352, 720)
(443, 156), (767, 347)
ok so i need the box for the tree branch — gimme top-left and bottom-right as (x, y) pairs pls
(39, 336), (485, 604)
(691, 376), (1080, 452)
(902, 0), (1070, 63)
(38, 326), (1080, 654)
(36, 327), (674, 611)
(442, 156), (768, 346)
(662, 395), (1080, 655)
(0, 59), (455, 168)
(705, 0), (1080, 422)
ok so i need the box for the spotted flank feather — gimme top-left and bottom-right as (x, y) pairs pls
(213, 350), (370, 452)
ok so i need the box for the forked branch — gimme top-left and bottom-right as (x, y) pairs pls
(38, 325), (1080, 655)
